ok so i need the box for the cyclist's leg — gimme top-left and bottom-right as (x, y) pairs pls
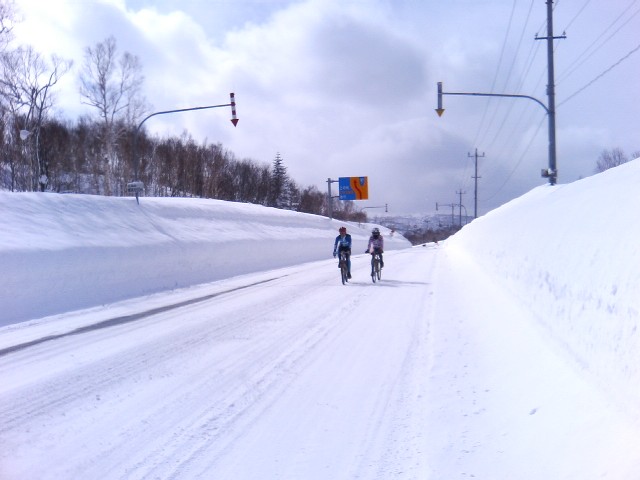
(346, 251), (352, 277)
(379, 251), (384, 268)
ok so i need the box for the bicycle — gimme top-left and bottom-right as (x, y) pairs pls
(371, 252), (382, 283)
(339, 250), (350, 285)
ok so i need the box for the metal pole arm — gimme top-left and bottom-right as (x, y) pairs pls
(131, 94), (238, 203)
(441, 90), (549, 114)
(135, 103), (233, 135)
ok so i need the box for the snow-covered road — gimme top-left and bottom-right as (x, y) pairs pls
(3, 243), (639, 479)
(5, 161), (640, 478)
(1, 248), (436, 479)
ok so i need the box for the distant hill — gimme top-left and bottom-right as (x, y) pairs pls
(373, 213), (474, 244)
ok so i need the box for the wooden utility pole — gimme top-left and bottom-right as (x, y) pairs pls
(437, 2), (565, 186)
(468, 148), (484, 218)
(456, 190), (466, 226)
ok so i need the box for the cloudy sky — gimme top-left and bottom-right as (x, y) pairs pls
(11, 0), (640, 216)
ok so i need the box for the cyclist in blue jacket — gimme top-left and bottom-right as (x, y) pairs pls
(333, 226), (352, 279)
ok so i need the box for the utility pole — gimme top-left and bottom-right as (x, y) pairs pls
(326, 178), (339, 220)
(536, 0), (565, 185)
(468, 148), (484, 218)
(456, 190), (466, 226)
(436, 202), (456, 228)
(436, 2), (565, 186)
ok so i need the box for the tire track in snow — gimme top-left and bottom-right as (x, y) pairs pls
(0, 249), (440, 479)
(0, 275), (285, 358)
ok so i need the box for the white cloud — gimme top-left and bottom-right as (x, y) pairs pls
(10, 0), (640, 215)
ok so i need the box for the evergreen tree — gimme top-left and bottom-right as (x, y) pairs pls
(269, 152), (288, 208)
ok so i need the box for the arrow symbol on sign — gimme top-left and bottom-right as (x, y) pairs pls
(230, 92), (239, 127)
(435, 81), (445, 117)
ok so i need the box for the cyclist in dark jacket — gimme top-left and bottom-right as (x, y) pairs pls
(333, 226), (352, 279)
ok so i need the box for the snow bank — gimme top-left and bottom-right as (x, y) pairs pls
(0, 193), (410, 325)
(446, 159), (640, 416)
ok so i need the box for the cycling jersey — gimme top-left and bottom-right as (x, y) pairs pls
(367, 235), (384, 252)
(333, 233), (352, 254)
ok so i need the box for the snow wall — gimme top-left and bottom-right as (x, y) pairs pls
(445, 159), (640, 417)
(0, 193), (410, 326)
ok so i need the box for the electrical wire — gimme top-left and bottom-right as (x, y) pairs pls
(459, 0), (530, 196)
(471, 0), (518, 149)
(562, 0), (592, 33)
(557, 0), (640, 84)
(472, 1), (545, 198)
(483, 0), (591, 196)
(481, 113), (547, 202)
(558, 40), (640, 107)
(483, 0), (536, 152)
(460, 1), (571, 203)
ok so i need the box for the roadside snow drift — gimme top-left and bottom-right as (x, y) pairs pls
(0, 194), (410, 325)
(446, 159), (640, 417)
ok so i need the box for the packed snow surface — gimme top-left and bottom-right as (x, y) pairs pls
(1, 159), (640, 479)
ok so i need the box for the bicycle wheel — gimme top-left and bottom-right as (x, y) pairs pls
(371, 257), (377, 283)
(340, 255), (348, 285)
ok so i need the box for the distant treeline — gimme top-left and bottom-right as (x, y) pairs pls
(0, 116), (365, 220)
(0, 11), (362, 221)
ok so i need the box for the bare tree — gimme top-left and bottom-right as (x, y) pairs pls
(79, 36), (147, 194)
(0, 0), (16, 190)
(79, 36), (147, 127)
(595, 147), (629, 173)
(298, 185), (326, 215)
(0, 46), (72, 191)
(0, 0), (15, 53)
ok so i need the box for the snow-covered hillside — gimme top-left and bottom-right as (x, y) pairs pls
(0, 194), (409, 325)
(446, 159), (640, 419)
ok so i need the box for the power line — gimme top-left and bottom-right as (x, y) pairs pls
(482, 113), (546, 203)
(482, 0), (537, 153)
(557, 0), (640, 83)
(472, 0), (518, 148)
(558, 40), (640, 107)
(561, 0), (593, 33)
(461, 1), (539, 197)
(490, 25), (545, 165)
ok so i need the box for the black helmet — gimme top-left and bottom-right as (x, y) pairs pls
(372, 227), (380, 237)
